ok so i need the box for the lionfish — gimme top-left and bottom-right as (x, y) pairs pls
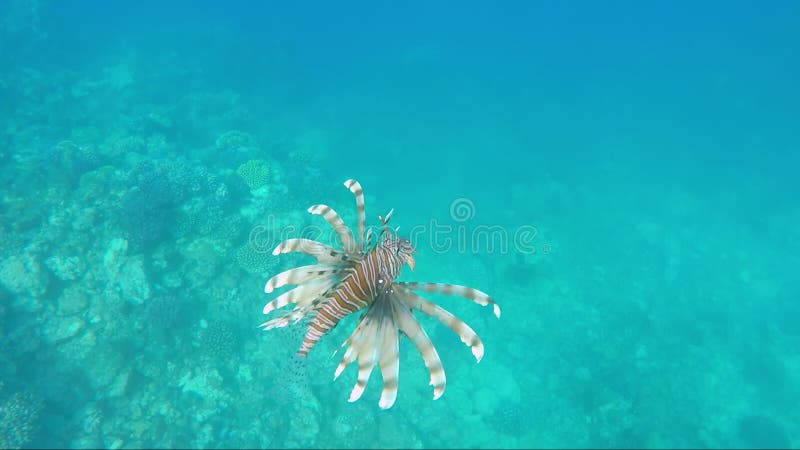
(260, 179), (500, 409)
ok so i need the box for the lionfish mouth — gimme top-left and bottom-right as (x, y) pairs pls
(406, 255), (416, 271)
(258, 178), (500, 409)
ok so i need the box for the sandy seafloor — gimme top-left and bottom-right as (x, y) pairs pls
(1, 1), (799, 448)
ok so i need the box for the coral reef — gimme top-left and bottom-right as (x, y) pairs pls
(1, 6), (795, 448)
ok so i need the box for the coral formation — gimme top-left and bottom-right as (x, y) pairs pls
(0, 253), (47, 298)
(0, 391), (43, 449)
(201, 322), (236, 359)
(235, 159), (271, 190)
(39, 140), (102, 186)
(215, 130), (255, 152)
(120, 187), (175, 248)
(234, 242), (276, 275)
(45, 254), (86, 281)
(143, 295), (183, 330)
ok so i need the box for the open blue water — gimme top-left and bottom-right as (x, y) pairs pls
(1, 1), (798, 448)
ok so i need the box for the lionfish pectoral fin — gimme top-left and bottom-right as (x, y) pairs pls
(271, 238), (352, 264)
(377, 308), (401, 409)
(264, 264), (342, 293)
(333, 295), (403, 408)
(399, 282), (501, 318)
(262, 278), (337, 315)
(396, 285), (486, 362)
(332, 343), (353, 379)
(348, 358), (375, 402)
(392, 293), (446, 400)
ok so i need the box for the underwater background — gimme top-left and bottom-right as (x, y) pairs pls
(1, 0), (799, 448)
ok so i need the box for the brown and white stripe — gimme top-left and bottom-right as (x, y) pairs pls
(297, 243), (406, 356)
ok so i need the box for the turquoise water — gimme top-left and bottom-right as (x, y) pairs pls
(1, 0), (799, 448)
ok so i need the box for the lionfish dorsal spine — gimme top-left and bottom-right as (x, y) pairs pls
(344, 179), (366, 248)
(307, 204), (359, 255)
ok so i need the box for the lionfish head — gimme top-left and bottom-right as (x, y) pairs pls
(383, 236), (416, 271)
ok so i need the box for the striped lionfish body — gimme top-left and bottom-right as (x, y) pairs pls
(261, 179), (500, 409)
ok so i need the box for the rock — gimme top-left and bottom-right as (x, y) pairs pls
(84, 348), (123, 391)
(105, 437), (124, 449)
(57, 328), (98, 364)
(103, 238), (129, 271)
(45, 254), (86, 281)
(101, 239), (150, 304)
(118, 258), (150, 305)
(107, 368), (130, 398)
(0, 254), (47, 297)
(285, 406), (320, 448)
(57, 285), (89, 316)
(43, 316), (85, 342)
(179, 369), (225, 401)
(71, 435), (101, 449)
